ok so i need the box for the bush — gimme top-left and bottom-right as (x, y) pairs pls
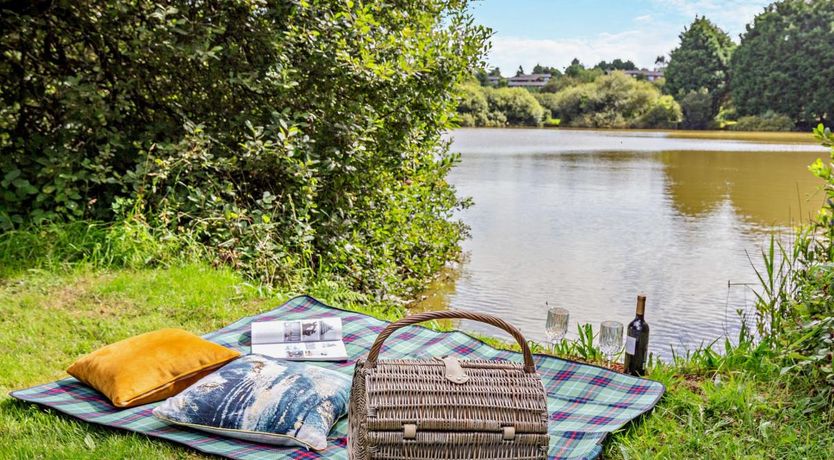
(0, 1), (489, 294)
(730, 111), (795, 132)
(680, 89), (716, 129)
(635, 95), (682, 129)
(484, 87), (546, 126)
(533, 92), (560, 118)
(549, 72), (681, 129)
(457, 84), (490, 127)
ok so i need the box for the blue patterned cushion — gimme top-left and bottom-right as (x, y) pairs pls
(152, 354), (350, 450)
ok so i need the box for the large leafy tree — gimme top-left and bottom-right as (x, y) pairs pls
(0, 0), (489, 291)
(664, 17), (734, 117)
(731, 0), (834, 125)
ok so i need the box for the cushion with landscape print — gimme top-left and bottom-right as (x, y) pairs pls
(152, 354), (350, 451)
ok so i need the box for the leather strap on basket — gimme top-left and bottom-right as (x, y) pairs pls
(365, 310), (537, 373)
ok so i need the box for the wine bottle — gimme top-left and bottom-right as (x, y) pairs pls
(623, 294), (649, 376)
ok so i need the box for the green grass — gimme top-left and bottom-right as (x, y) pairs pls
(606, 367), (834, 459)
(2, 265), (833, 459)
(0, 265), (270, 459)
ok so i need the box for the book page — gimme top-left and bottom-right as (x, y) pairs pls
(251, 318), (343, 344)
(251, 340), (348, 361)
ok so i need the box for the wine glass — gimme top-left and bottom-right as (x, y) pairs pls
(599, 321), (624, 368)
(545, 305), (570, 352)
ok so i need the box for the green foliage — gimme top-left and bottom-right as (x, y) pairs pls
(0, 0), (490, 296)
(532, 92), (560, 118)
(455, 85), (546, 127)
(730, 111), (795, 132)
(0, 220), (199, 277)
(541, 59), (603, 93)
(680, 88), (717, 130)
(485, 87), (546, 126)
(730, 0), (834, 125)
(548, 72), (681, 129)
(735, 125), (834, 410)
(665, 17), (734, 119)
(531, 63), (561, 77)
(456, 84), (490, 127)
(593, 59), (637, 71)
(635, 95), (683, 130)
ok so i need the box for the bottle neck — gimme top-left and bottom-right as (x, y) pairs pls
(635, 312), (645, 320)
(635, 294), (646, 318)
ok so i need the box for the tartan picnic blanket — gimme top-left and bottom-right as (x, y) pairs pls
(10, 295), (664, 460)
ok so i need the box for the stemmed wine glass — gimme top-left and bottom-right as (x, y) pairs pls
(599, 321), (624, 368)
(545, 304), (570, 353)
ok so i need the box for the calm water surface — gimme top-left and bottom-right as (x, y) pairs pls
(418, 128), (827, 359)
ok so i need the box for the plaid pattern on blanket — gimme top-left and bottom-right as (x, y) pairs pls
(10, 295), (664, 460)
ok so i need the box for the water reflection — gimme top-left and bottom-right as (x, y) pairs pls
(661, 150), (822, 227)
(416, 129), (825, 359)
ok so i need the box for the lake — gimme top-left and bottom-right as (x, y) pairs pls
(416, 128), (827, 359)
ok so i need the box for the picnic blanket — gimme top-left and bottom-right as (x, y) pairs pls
(10, 295), (664, 459)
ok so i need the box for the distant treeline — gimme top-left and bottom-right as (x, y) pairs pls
(458, 72), (681, 129)
(458, 0), (833, 131)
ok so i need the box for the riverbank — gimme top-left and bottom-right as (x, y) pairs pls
(452, 126), (822, 144)
(2, 263), (832, 458)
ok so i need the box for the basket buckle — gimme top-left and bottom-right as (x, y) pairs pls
(438, 355), (470, 384)
(403, 423), (417, 440)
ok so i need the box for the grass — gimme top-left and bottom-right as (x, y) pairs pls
(0, 265), (269, 459)
(2, 265), (833, 459)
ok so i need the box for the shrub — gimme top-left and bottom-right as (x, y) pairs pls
(635, 95), (682, 129)
(680, 89), (716, 129)
(549, 72), (681, 129)
(730, 111), (795, 132)
(533, 93), (560, 118)
(484, 87), (546, 126)
(0, 1), (489, 294)
(457, 84), (490, 126)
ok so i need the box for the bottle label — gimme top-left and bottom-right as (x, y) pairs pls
(625, 336), (636, 355)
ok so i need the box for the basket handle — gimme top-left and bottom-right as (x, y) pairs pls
(365, 310), (537, 373)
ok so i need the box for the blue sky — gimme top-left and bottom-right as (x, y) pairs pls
(471, 0), (773, 75)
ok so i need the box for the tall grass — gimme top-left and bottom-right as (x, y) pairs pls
(0, 219), (202, 277)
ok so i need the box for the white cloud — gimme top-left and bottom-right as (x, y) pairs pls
(484, 1), (773, 75)
(486, 26), (679, 75)
(649, 0), (770, 36)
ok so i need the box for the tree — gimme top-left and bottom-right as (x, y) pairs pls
(594, 59), (637, 71)
(516, 65), (525, 76)
(548, 72), (681, 128)
(665, 17), (734, 120)
(655, 56), (667, 68)
(731, 0), (834, 125)
(532, 63), (561, 76)
(679, 89), (715, 129)
(0, 0), (490, 292)
(485, 88), (546, 126)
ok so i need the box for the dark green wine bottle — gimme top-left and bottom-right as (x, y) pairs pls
(623, 294), (649, 376)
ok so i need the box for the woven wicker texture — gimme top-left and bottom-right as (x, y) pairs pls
(349, 310), (549, 460)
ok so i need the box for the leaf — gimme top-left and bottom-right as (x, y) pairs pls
(83, 434), (96, 450)
(3, 168), (21, 184)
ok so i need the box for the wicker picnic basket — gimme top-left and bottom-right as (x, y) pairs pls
(348, 310), (549, 459)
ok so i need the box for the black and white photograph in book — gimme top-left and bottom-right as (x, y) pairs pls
(301, 321), (320, 342)
(319, 318), (341, 341)
(283, 321), (301, 342)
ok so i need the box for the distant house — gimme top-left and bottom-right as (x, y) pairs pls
(507, 73), (552, 88)
(486, 75), (502, 86)
(619, 68), (664, 82)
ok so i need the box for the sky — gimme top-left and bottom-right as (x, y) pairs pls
(470, 0), (774, 75)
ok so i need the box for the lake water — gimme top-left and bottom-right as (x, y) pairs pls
(416, 128), (827, 359)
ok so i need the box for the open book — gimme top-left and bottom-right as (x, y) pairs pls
(250, 317), (348, 361)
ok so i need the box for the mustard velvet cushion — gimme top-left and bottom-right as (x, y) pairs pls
(67, 328), (241, 408)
